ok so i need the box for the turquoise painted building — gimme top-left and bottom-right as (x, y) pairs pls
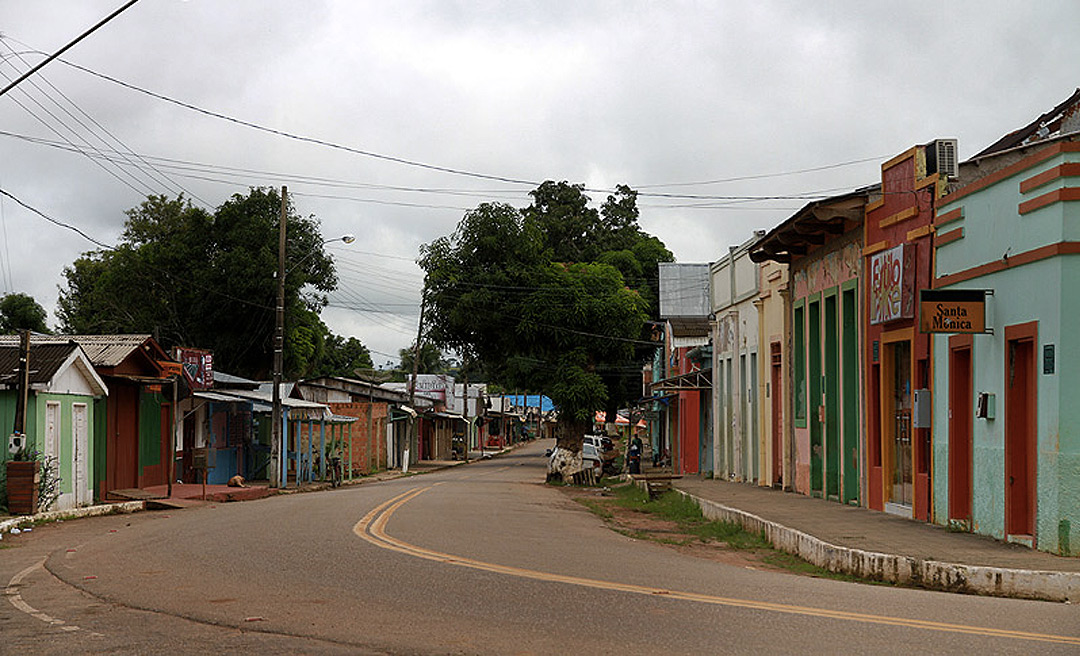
(931, 132), (1080, 555)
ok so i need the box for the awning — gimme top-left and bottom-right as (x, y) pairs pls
(194, 390), (332, 419)
(650, 369), (712, 393)
(429, 411), (466, 421)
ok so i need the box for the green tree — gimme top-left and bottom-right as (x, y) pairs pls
(313, 334), (374, 378)
(419, 183), (669, 473)
(0, 292), (50, 333)
(57, 189), (338, 378)
(397, 341), (451, 378)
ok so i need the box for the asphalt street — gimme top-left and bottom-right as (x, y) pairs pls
(3, 439), (1079, 654)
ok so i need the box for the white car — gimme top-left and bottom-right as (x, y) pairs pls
(548, 444), (603, 481)
(581, 443), (604, 479)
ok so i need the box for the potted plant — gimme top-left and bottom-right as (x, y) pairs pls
(6, 441), (40, 515)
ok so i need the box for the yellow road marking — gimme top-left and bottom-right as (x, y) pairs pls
(354, 486), (1080, 646)
(5, 557), (101, 636)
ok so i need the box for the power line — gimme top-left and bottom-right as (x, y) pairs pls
(0, 0), (142, 99)
(33, 53), (885, 201)
(634, 155), (888, 189)
(44, 55), (543, 188)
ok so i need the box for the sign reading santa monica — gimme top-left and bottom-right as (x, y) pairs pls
(918, 289), (989, 334)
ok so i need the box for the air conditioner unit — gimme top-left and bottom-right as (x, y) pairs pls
(925, 138), (958, 179)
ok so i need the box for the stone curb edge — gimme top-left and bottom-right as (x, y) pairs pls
(678, 490), (1079, 603)
(0, 500), (145, 536)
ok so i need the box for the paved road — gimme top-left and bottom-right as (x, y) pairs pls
(4, 440), (1079, 654)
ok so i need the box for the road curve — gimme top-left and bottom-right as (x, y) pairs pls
(5, 440), (1079, 654)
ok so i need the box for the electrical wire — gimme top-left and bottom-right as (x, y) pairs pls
(0, 41), (208, 206)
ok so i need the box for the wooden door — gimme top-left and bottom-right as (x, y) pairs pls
(808, 298), (822, 495)
(107, 384), (140, 492)
(1005, 326), (1037, 539)
(770, 344), (783, 487)
(73, 403), (89, 505)
(948, 338), (973, 522)
(824, 292), (840, 500)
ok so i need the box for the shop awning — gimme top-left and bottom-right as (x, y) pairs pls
(649, 369), (712, 393)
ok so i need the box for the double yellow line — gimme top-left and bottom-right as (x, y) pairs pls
(355, 486), (1080, 646)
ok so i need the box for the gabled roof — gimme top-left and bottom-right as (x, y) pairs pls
(0, 334), (171, 370)
(0, 342), (108, 396)
(973, 87), (1080, 159)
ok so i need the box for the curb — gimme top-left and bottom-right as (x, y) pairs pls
(0, 500), (145, 536)
(678, 490), (1080, 603)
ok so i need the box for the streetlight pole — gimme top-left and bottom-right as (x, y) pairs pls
(271, 186), (288, 488)
(270, 189), (353, 488)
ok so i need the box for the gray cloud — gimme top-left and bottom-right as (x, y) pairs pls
(1, 0), (1078, 365)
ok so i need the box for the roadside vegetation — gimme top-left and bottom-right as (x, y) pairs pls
(566, 482), (887, 586)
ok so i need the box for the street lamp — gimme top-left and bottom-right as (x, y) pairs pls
(270, 185), (355, 488)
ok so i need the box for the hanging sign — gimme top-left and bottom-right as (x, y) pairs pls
(918, 289), (989, 333)
(175, 347), (214, 389)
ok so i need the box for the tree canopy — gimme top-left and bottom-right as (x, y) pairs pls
(57, 189), (367, 379)
(396, 341), (452, 379)
(419, 181), (672, 450)
(0, 292), (50, 334)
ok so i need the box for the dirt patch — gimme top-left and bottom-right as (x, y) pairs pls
(560, 485), (792, 574)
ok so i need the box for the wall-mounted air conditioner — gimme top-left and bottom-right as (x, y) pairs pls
(925, 138), (958, 179)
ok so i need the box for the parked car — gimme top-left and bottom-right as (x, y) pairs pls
(581, 443), (604, 480)
(583, 435), (618, 475)
(548, 444), (603, 481)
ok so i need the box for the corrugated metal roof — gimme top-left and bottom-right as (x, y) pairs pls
(0, 343), (77, 386)
(0, 334), (155, 368)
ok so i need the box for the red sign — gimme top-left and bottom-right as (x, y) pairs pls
(869, 244), (915, 325)
(175, 348), (214, 389)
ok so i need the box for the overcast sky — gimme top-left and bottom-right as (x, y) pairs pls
(1, 1), (1078, 368)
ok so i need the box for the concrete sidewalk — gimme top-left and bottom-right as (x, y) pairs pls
(673, 476), (1080, 602)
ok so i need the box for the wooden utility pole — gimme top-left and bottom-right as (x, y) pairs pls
(462, 367), (470, 464)
(12, 329), (30, 438)
(270, 186), (287, 487)
(405, 298), (424, 469)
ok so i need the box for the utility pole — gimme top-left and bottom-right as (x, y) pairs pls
(12, 329), (30, 438)
(405, 298), (425, 469)
(270, 186), (287, 487)
(462, 366), (470, 464)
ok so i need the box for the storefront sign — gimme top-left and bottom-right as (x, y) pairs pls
(918, 289), (988, 333)
(870, 244), (915, 325)
(175, 347), (214, 389)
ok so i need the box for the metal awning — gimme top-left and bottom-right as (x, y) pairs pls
(429, 411), (466, 421)
(650, 369), (712, 393)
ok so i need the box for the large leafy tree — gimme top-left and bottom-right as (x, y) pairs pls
(57, 189), (352, 379)
(397, 341), (452, 379)
(0, 292), (50, 333)
(311, 334), (374, 378)
(419, 182), (672, 467)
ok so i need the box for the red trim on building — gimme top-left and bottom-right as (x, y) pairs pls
(1018, 186), (1080, 215)
(934, 241), (1080, 288)
(1019, 162), (1080, 193)
(934, 207), (963, 227)
(941, 142), (1080, 205)
(935, 227), (964, 248)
